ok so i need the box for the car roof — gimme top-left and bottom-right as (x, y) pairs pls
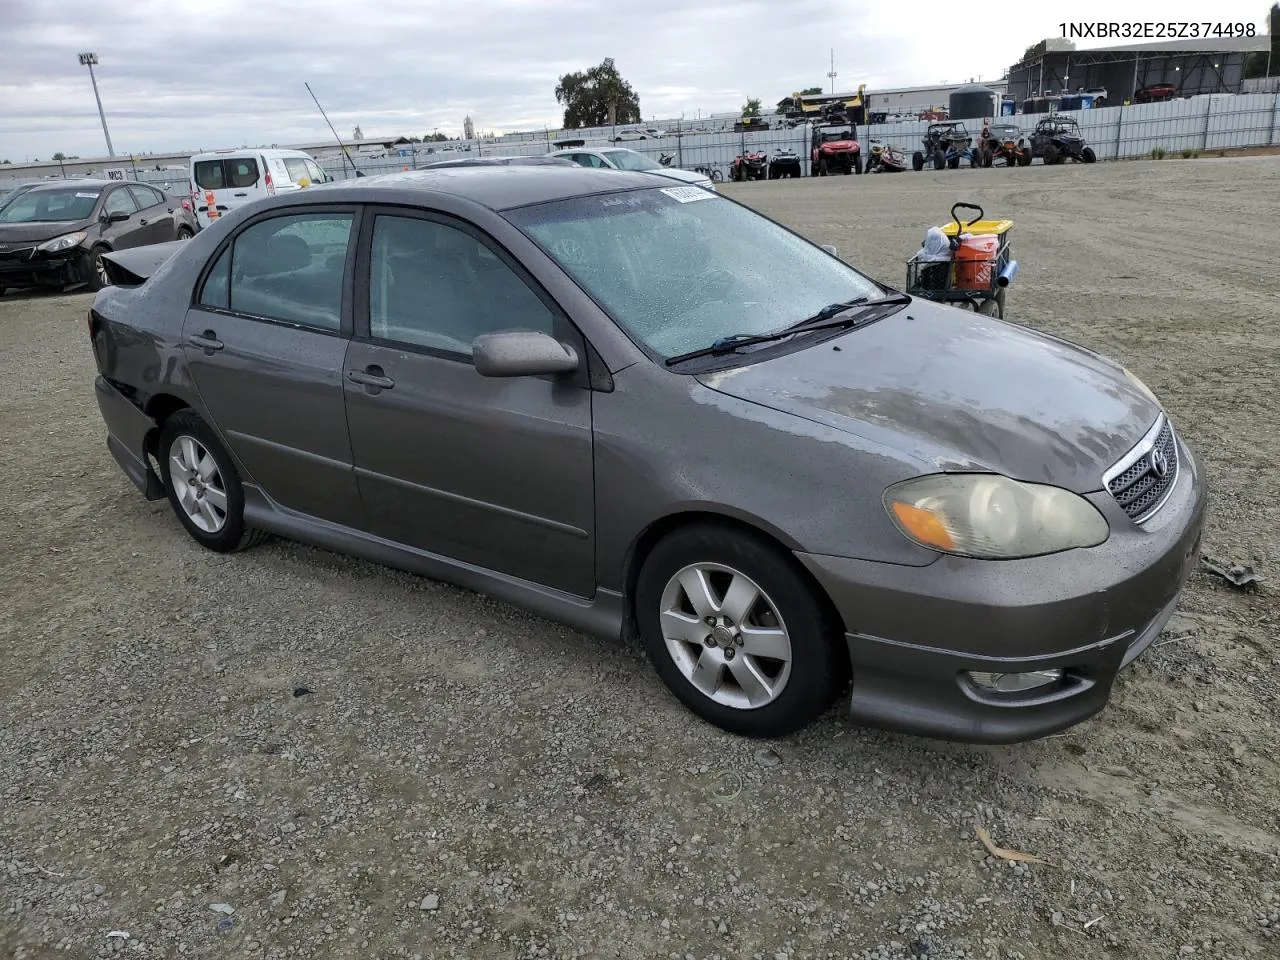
(277, 165), (678, 212)
(23, 179), (113, 193)
(191, 148), (312, 160)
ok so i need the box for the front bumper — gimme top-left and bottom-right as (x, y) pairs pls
(0, 248), (92, 288)
(796, 439), (1207, 744)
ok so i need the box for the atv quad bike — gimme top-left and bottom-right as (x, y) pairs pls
(1029, 115), (1097, 165)
(911, 122), (978, 171)
(865, 139), (908, 173)
(810, 122), (862, 176)
(977, 123), (1032, 167)
(730, 150), (769, 181)
(767, 149), (802, 179)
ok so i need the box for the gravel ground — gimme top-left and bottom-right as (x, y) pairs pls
(1, 157), (1278, 960)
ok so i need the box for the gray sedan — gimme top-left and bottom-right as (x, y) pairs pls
(88, 166), (1206, 743)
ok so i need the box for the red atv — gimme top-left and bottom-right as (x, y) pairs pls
(810, 122), (862, 176)
(730, 150), (768, 181)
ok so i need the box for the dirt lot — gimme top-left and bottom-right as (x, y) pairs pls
(2, 157), (1278, 960)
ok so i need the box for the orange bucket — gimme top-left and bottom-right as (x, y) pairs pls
(953, 235), (999, 290)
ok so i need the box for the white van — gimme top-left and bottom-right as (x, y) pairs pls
(189, 148), (331, 229)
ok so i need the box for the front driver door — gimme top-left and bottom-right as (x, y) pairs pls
(343, 208), (595, 597)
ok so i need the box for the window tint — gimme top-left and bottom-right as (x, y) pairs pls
(226, 213), (353, 330)
(103, 188), (138, 217)
(127, 184), (165, 209)
(193, 160), (226, 190)
(227, 158), (260, 189)
(199, 247), (231, 309)
(368, 215), (554, 355)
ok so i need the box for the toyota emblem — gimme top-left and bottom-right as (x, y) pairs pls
(1150, 447), (1170, 479)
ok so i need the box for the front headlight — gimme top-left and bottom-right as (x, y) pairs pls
(884, 474), (1109, 559)
(37, 231), (88, 253)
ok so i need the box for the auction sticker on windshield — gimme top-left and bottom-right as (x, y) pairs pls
(660, 186), (716, 203)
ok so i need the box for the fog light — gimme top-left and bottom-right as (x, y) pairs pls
(967, 669), (1063, 693)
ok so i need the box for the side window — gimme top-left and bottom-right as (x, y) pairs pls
(225, 212), (353, 330)
(127, 184), (163, 210)
(304, 159), (327, 183)
(565, 154), (592, 168)
(199, 247), (231, 309)
(283, 158), (310, 183)
(102, 188), (138, 217)
(367, 215), (554, 356)
(226, 158), (259, 189)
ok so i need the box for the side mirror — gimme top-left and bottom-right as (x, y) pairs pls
(103, 210), (130, 223)
(821, 244), (838, 257)
(473, 330), (579, 378)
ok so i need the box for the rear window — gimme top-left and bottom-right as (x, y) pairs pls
(193, 158), (260, 190)
(283, 158), (310, 182)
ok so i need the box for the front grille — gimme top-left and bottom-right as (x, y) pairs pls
(0, 246), (36, 262)
(1106, 417), (1179, 522)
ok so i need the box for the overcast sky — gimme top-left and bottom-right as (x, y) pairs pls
(0, 0), (1269, 160)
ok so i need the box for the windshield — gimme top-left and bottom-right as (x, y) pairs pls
(506, 187), (883, 359)
(819, 130), (851, 143)
(0, 187), (100, 223)
(603, 150), (660, 172)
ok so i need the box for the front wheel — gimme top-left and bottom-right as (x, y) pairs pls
(853, 154), (863, 175)
(176, 225), (195, 241)
(159, 411), (270, 553)
(1081, 146), (1097, 163)
(912, 151), (924, 171)
(711, 169), (723, 183)
(635, 525), (846, 738)
(84, 245), (110, 292)
(948, 154), (960, 169)
(933, 150), (946, 170)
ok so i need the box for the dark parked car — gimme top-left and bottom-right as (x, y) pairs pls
(1030, 116), (1098, 164)
(424, 156), (577, 168)
(88, 166), (1206, 744)
(0, 179), (197, 294)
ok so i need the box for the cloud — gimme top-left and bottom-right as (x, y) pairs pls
(0, 0), (1266, 159)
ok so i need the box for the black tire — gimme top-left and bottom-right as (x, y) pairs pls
(853, 154), (863, 175)
(158, 410), (269, 553)
(912, 151), (924, 172)
(818, 157), (829, 176)
(635, 524), (845, 738)
(948, 154), (960, 169)
(711, 169), (723, 183)
(1019, 149), (1032, 167)
(176, 225), (195, 240)
(933, 150), (946, 170)
(84, 244), (110, 292)
(1043, 145), (1059, 166)
(1081, 146), (1097, 163)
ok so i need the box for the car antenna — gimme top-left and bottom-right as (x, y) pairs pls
(304, 82), (365, 178)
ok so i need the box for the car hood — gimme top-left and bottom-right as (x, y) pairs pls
(652, 168), (714, 186)
(0, 218), (95, 244)
(694, 298), (1161, 493)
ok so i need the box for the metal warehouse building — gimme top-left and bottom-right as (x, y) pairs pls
(1006, 35), (1271, 104)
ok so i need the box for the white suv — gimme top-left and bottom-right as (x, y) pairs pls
(189, 148), (331, 229)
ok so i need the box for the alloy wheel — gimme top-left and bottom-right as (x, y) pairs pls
(168, 434), (228, 533)
(658, 563), (793, 710)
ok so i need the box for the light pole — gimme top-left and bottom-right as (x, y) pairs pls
(827, 48), (838, 94)
(78, 52), (115, 157)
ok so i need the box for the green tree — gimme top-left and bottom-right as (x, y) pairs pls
(52, 151), (66, 161)
(424, 132), (448, 142)
(742, 98), (761, 117)
(554, 58), (641, 128)
(800, 86), (823, 96)
(1243, 3), (1278, 78)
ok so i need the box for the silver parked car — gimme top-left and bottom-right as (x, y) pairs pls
(88, 166), (1206, 743)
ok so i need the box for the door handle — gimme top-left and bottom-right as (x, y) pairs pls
(187, 331), (224, 352)
(233, 192), (248, 197)
(347, 366), (395, 390)
(139, 219), (149, 225)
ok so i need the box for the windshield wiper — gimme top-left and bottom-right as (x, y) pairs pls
(664, 293), (911, 366)
(790, 291), (912, 328)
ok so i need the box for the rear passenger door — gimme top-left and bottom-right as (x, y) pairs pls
(126, 184), (174, 244)
(182, 206), (364, 529)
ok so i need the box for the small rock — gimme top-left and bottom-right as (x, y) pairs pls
(420, 894), (439, 911)
(1051, 912), (1064, 926)
(754, 748), (782, 768)
(1180, 947), (1195, 956)
(209, 903), (234, 916)
(269, 890), (286, 907)
(717, 920), (728, 935)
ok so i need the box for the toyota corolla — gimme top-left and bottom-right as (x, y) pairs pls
(87, 167), (1206, 743)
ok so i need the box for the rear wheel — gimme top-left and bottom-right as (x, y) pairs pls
(635, 524), (846, 738)
(158, 410), (269, 553)
(1043, 145), (1059, 166)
